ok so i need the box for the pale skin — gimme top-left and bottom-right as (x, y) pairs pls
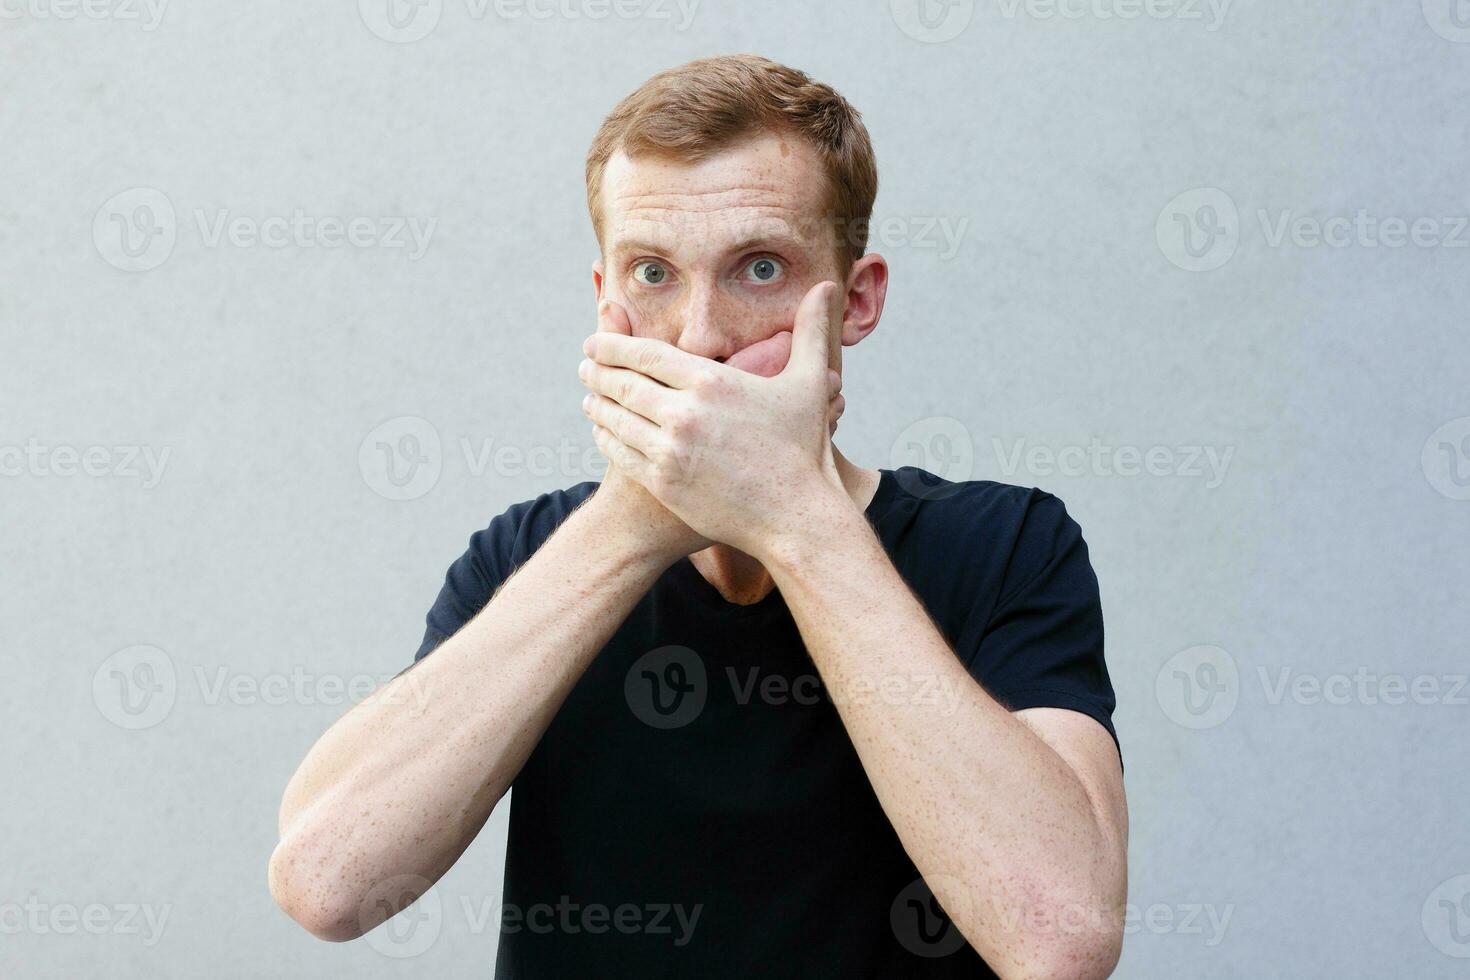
(268, 132), (1127, 979)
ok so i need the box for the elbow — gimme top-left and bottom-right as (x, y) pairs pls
(1026, 850), (1127, 979)
(1032, 883), (1125, 980)
(268, 832), (368, 943)
(985, 922), (1119, 980)
(1024, 930), (1122, 980)
(977, 874), (1125, 980)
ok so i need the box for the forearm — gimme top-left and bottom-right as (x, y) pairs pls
(269, 489), (673, 940)
(764, 501), (1124, 978)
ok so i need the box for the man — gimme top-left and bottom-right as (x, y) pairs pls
(269, 54), (1128, 978)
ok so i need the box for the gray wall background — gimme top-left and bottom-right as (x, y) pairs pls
(4, 1), (1468, 976)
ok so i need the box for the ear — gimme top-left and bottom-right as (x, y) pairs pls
(841, 253), (888, 346)
(592, 259), (606, 304)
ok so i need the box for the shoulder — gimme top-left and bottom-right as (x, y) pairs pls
(469, 481), (600, 567)
(885, 468), (1094, 599)
(891, 467), (1084, 546)
(415, 481), (601, 661)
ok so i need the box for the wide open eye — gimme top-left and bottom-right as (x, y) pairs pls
(632, 260), (670, 286)
(744, 257), (784, 283)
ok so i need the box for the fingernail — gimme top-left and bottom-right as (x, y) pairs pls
(578, 359), (591, 379)
(583, 335), (597, 356)
(582, 393), (593, 411)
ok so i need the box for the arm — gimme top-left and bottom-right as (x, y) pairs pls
(762, 498), (1128, 980)
(267, 484), (691, 941)
(268, 301), (706, 942)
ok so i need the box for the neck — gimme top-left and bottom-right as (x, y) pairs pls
(687, 447), (880, 606)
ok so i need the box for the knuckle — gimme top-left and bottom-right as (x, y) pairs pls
(701, 369), (730, 396)
(665, 406), (698, 438)
(635, 346), (662, 373)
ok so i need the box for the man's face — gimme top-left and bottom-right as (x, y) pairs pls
(593, 133), (846, 377)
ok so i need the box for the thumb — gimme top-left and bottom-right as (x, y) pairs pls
(598, 297), (633, 336)
(785, 280), (841, 377)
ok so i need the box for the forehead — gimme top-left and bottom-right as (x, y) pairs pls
(600, 132), (831, 255)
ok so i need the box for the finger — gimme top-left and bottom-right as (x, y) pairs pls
(724, 329), (791, 377)
(583, 392), (659, 455)
(584, 332), (718, 390)
(827, 368), (841, 400)
(583, 300), (635, 401)
(784, 280), (842, 378)
(598, 298), (634, 337)
(578, 359), (671, 423)
(828, 391), (844, 436)
(591, 423), (652, 482)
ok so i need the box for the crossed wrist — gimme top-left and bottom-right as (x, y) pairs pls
(754, 485), (869, 573)
(576, 489), (688, 574)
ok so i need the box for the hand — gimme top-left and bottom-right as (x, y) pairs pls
(585, 300), (711, 565)
(579, 281), (854, 560)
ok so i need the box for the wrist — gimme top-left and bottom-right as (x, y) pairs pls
(575, 488), (688, 575)
(757, 482), (872, 574)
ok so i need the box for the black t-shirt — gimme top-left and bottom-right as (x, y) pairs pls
(413, 466), (1119, 978)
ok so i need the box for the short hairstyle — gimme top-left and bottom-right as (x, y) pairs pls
(585, 54), (879, 272)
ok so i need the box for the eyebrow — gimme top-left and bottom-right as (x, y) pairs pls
(608, 231), (809, 262)
(608, 238), (678, 260)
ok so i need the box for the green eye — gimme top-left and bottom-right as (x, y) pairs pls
(747, 257), (782, 282)
(633, 261), (669, 285)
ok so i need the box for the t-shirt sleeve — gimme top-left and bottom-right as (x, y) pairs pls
(412, 507), (524, 664)
(408, 485), (598, 666)
(966, 492), (1120, 763)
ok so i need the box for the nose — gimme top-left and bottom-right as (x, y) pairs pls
(671, 283), (739, 363)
